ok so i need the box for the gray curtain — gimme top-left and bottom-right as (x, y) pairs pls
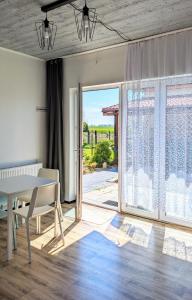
(46, 58), (64, 202)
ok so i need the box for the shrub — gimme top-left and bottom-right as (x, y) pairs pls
(108, 140), (115, 149)
(83, 142), (88, 148)
(83, 122), (89, 132)
(89, 162), (97, 170)
(83, 160), (97, 174)
(83, 143), (91, 149)
(92, 141), (112, 167)
(83, 153), (90, 161)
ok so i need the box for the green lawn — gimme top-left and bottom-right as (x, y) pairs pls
(88, 125), (114, 133)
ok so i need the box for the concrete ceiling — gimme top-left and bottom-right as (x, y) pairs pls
(0, 0), (192, 60)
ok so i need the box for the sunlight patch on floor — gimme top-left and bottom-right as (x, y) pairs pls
(29, 203), (192, 260)
(49, 222), (93, 255)
(30, 225), (64, 250)
(99, 222), (130, 247)
(30, 205), (153, 256)
(31, 215), (76, 251)
(82, 204), (117, 225)
(103, 216), (152, 247)
(163, 227), (192, 262)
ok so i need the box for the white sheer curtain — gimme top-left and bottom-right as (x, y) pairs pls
(161, 78), (192, 221)
(121, 29), (192, 223)
(125, 29), (192, 82)
(121, 80), (158, 215)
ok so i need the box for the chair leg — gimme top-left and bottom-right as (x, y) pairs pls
(57, 207), (64, 246)
(36, 217), (39, 234)
(12, 218), (17, 250)
(54, 203), (63, 237)
(54, 208), (58, 237)
(22, 202), (26, 225)
(39, 216), (41, 234)
(26, 221), (31, 264)
(59, 202), (64, 222)
(36, 216), (39, 234)
(36, 216), (41, 235)
(14, 199), (19, 229)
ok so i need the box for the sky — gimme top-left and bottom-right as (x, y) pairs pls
(83, 88), (119, 126)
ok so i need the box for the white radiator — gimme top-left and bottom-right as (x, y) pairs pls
(0, 163), (43, 180)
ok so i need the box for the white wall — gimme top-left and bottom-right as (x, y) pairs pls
(0, 48), (46, 166)
(63, 45), (126, 201)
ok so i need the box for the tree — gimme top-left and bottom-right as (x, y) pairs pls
(83, 122), (89, 132)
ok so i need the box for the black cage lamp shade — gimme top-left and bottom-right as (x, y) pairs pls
(74, 0), (97, 42)
(36, 13), (57, 50)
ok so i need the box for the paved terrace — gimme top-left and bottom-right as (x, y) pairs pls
(83, 167), (118, 208)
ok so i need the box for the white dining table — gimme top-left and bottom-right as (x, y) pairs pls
(0, 175), (56, 260)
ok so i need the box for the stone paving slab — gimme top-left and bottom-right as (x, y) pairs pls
(83, 182), (118, 208)
(83, 167), (118, 193)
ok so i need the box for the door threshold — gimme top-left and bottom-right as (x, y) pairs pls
(82, 203), (192, 231)
(82, 201), (119, 212)
(121, 210), (192, 231)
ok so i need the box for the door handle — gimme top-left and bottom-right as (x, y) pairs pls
(74, 148), (82, 152)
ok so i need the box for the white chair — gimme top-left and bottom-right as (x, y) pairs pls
(13, 183), (64, 263)
(18, 168), (60, 204)
(18, 168), (63, 233)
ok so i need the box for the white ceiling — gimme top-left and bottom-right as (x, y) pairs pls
(0, 0), (192, 60)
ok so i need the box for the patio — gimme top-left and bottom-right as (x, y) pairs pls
(83, 167), (118, 209)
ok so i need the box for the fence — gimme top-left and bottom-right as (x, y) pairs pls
(83, 130), (114, 145)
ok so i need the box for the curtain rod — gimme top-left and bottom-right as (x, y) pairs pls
(62, 26), (192, 59)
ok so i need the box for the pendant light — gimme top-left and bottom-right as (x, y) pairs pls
(35, 0), (128, 51)
(36, 13), (57, 50)
(74, 0), (97, 42)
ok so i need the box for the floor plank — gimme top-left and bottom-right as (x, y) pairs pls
(1, 204), (192, 300)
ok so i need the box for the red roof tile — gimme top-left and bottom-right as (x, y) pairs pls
(102, 96), (192, 115)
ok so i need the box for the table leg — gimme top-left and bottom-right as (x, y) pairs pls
(7, 195), (14, 260)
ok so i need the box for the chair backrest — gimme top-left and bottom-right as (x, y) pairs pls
(28, 183), (58, 218)
(38, 168), (60, 204)
(38, 168), (59, 182)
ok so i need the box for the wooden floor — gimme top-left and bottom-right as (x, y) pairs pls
(1, 204), (192, 300)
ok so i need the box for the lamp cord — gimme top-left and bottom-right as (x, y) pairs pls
(69, 2), (130, 42)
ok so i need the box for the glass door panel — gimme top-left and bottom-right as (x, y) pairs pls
(121, 81), (159, 219)
(120, 75), (192, 227)
(161, 78), (192, 225)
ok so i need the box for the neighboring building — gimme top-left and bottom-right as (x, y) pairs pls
(102, 86), (192, 174)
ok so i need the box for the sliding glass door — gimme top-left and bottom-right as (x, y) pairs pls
(77, 75), (192, 227)
(120, 80), (159, 219)
(160, 76), (192, 226)
(121, 75), (192, 227)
